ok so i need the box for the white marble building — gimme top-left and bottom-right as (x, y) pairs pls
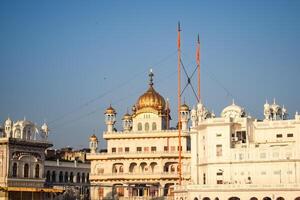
(87, 70), (191, 200)
(0, 118), (63, 200)
(174, 100), (300, 200)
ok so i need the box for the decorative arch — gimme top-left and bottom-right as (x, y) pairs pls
(295, 198), (300, 200)
(263, 197), (272, 200)
(202, 198), (210, 200)
(276, 198), (284, 200)
(150, 162), (157, 173)
(228, 197), (240, 200)
(164, 162), (177, 173)
(249, 198), (258, 200)
(194, 198), (198, 200)
(112, 163), (124, 174)
(140, 162), (148, 173)
(129, 163), (138, 173)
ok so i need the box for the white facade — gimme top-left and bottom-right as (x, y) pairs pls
(175, 100), (300, 200)
(87, 70), (191, 200)
(0, 118), (61, 200)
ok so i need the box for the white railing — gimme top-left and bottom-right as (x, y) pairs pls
(90, 172), (190, 179)
(89, 151), (191, 156)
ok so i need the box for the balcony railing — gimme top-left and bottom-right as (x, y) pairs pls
(88, 151), (191, 157)
(90, 172), (190, 180)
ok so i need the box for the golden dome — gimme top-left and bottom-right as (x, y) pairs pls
(89, 134), (98, 142)
(122, 113), (132, 120)
(136, 86), (166, 111)
(180, 103), (190, 111)
(105, 105), (116, 115)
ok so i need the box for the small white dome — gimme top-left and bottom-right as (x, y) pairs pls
(5, 117), (12, 125)
(221, 101), (246, 118)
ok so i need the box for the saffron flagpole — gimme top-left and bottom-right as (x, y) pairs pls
(177, 22), (182, 185)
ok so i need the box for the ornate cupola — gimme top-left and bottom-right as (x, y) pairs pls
(180, 103), (190, 131)
(122, 112), (132, 131)
(4, 117), (12, 137)
(105, 105), (116, 133)
(89, 134), (98, 153)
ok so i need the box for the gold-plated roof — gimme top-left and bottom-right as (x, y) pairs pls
(89, 134), (98, 142)
(105, 105), (116, 115)
(136, 85), (166, 112)
(122, 113), (132, 120)
(180, 103), (190, 111)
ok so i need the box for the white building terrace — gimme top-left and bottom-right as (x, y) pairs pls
(174, 100), (300, 200)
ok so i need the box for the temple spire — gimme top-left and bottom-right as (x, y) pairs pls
(149, 68), (154, 86)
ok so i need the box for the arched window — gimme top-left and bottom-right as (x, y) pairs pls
(35, 164), (39, 178)
(87, 173), (89, 182)
(228, 197), (240, 200)
(145, 123), (149, 131)
(152, 122), (157, 131)
(12, 163), (17, 177)
(52, 171), (56, 182)
(138, 123), (142, 131)
(64, 172), (68, 182)
(59, 171), (63, 183)
(82, 173), (85, 183)
(70, 172), (74, 183)
(77, 172), (81, 183)
(262, 198), (271, 200)
(119, 166), (123, 173)
(24, 163), (29, 178)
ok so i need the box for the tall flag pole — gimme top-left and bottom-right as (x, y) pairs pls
(196, 34), (201, 102)
(177, 22), (182, 185)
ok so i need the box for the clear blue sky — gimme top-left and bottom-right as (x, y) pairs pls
(1, 1), (300, 149)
